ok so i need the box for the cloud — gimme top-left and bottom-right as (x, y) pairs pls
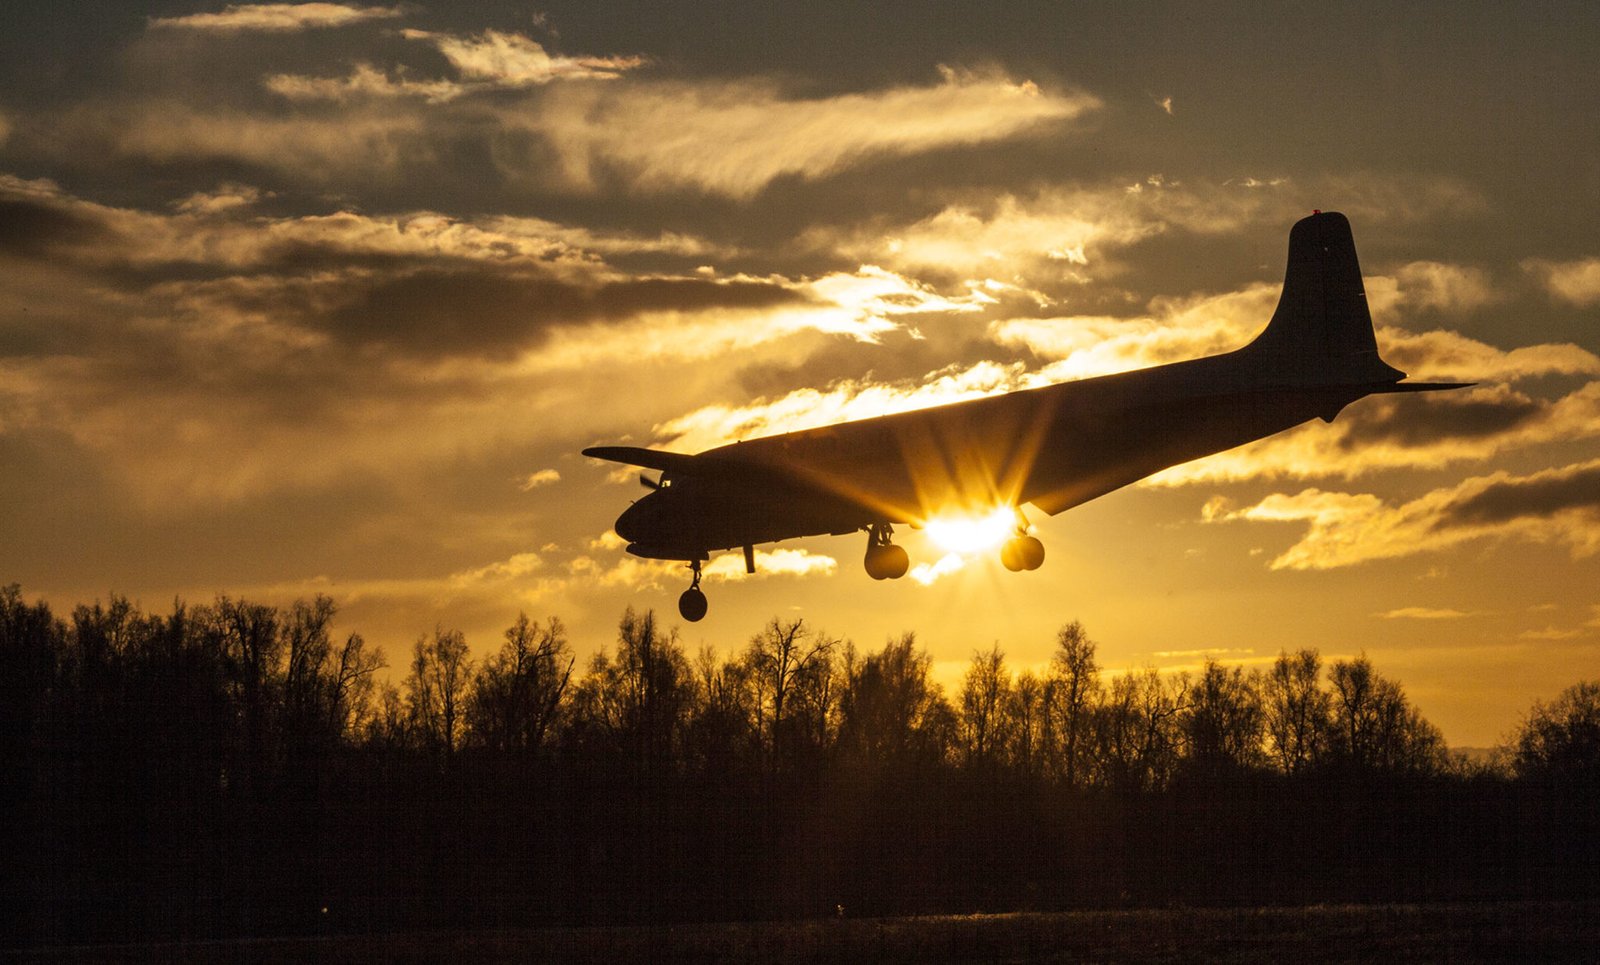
(172, 183), (268, 215)
(266, 31), (647, 104)
(404, 29), (646, 86)
(265, 64), (467, 104)
(653, 358), (1027, 454)
(149, 3), (403, 33)
(1519, 626), (1586, 641)
(565, 547), (836, 590)
(848, 182), (1270, 280)
(1525, 256), (1600, 307)
(909, 552), (966, 585)
(990, 284), (1278, 379)
(62, 64), (1093, 203)
(704, 548), (838, 581)
(1372, 261), (1498, 315)
(519, 469), (560, 491)
(1215, 458), (1600, 570)
(522, 66), (1097, 197)
(1149, 373), (1600, 489)
(1375, 607), (1478, 620)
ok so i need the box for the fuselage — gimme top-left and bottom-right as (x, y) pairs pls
(614, 343), (1374, 558)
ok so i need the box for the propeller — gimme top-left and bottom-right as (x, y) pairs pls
(639, 472), (661, 491)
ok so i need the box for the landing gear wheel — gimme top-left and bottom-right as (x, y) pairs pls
(863, 523), (910, 580)
(678, 586), (708, 622)
(1017, 535), (1045, 571)
(865, 543), (910, 580)
(1001, 535), (1045, 572)
(678, 558), (708, 622)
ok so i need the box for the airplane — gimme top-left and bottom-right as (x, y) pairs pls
(584, 211), (1469, 622)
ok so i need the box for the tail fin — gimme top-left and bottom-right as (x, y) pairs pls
(1247, 211), (1405, 386)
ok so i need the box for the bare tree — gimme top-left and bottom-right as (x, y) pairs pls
(684, 645), (757, 772)
(958, 644), (1012, 769)
(1046, 621), (1100, 788)
(1508, 680), (1600, 783)
(1006, 670), (1047, 780)
(1183, 658), (1266, 774)
(467, 614), (573, 757)
(743, 618), (835, 771)
(1263, 648), (1330, 774)
(1328, 654), (1445, 774)
(837, 634), (952, 769)
(407, 627), (473, 762)
(1091, 667), (1186, 791)
(575, 608), (693, 774)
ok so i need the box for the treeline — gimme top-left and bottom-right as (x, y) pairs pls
(2, 585), (1596, 947)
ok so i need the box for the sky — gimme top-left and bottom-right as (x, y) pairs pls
(2, 1), (1597, 746)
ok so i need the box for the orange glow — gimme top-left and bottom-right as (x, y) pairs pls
(924, 505), (1018, 555)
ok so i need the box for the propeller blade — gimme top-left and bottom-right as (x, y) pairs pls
(639, 472), (661, 491)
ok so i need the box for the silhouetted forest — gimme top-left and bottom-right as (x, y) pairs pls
(2, 584), (1596, 947)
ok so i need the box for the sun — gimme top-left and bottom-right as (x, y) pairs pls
(923, 505), (1018, 556)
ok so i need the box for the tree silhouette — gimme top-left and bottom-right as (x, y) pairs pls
(1182, 658), (1266, 776)
(407, 627), (473, 763)
(1046, 621), (1099, 788)
(1508, 680), (1600, 784)
(743, 617), (835, 772)
(467, 614), (573, 757)
(1263, 648), (1330, 774)
(837, 633), (952, 772)
(958, 644), (1012, 771)
(1327, 654), (1445, 774)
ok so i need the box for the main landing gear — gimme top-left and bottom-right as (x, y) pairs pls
(1000, 508), (1045, 572)
(863, 522), (910, 580)
(678, 559), (708, 622)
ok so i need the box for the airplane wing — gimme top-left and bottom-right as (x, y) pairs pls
(581, 446), (702, 475)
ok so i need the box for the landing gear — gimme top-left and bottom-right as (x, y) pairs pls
(1000, 508), (1045, 572)
(863, 523), (910, 580)
(678, 559), (708, 622)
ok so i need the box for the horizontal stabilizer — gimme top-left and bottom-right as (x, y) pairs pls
(582, 446), (700, 474)
(1363, 381), (1475, 394)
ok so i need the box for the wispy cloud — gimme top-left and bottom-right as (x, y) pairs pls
(404, 29), (646, 85)
(149, 3), (403, 33)
(1375, 607), (1479, 620)
(523, 66), (1097, 197)
(519, 469), (561, 491)
(1519, 626), (1586, 641)
(1524, 256), (1600, 307)
(265, 64), (466, 104)
(1215, 458), (1600, 570)
(654, 359), (1027, 454)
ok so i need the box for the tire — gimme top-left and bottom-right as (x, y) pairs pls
(678, 586), (708, 622)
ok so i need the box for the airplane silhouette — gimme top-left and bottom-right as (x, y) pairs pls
(585, 211), (1468, 621)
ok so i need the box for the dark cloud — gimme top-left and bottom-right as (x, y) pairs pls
(324, 269), (803, 357)
(1440, 462), (1600, 529)
(0, 197), (108, 257)
(1338, 390), (1546, 451)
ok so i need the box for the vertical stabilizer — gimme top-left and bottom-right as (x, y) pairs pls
(1247, 211), (1404, 385)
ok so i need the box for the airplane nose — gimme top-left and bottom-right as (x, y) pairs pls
(614, 495), (658, 544)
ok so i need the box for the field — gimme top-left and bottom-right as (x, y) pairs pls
(13, 901), (1597, 964)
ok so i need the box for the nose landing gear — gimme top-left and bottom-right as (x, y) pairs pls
(678, 559), (708, 622)
(863, 522), (910, 580)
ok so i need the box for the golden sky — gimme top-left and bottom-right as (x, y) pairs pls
(2, 1), (1597, 745)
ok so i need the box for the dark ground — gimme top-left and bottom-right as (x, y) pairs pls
(9, 901), (1598, 964)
